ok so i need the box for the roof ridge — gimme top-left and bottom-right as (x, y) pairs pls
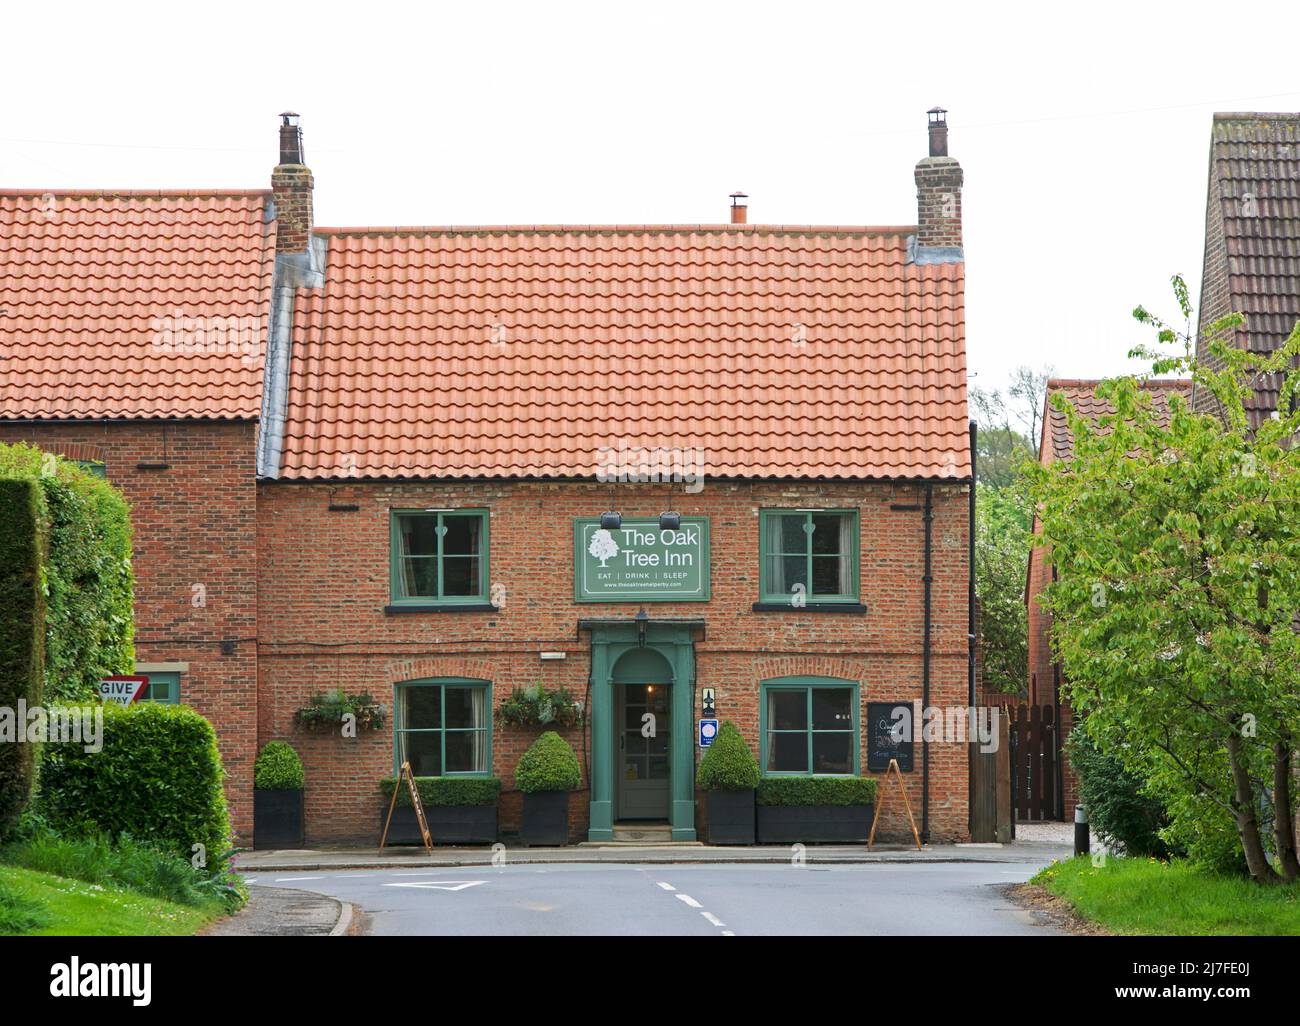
(1047, 377), (1192, 389)
(1212, 111), (1300, 121)
(312, 223), (919, 237)
(0, 188), (271, 199)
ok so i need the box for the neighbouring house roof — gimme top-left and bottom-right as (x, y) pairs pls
(276, 225), (968, 481)
(1197, 113), (1300, 424)
(1039, 378), (1193, 463)
(0, 190), (275, 421)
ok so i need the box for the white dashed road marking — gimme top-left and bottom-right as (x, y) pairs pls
(658, 879), (734, 935)
(675, 893), (703, 909)
(656, 881), (676, 891)
(385, 880), (486, 891)
(274, 876), (324, 882)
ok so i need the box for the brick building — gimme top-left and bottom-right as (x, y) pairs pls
(2, 112), (975, 845)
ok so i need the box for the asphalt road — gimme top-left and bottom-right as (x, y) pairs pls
(246, 861), (1059, 936)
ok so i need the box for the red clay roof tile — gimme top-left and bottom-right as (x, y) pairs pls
(277, 226), (969, 481)
(0, 190), (274, 421)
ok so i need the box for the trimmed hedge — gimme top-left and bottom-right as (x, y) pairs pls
(38, 703), (232, 872)
(757, 776), (877, 807)
(0, 478), (47, 838)
(697, 721), (760, 791)
(379, 776), (502, 808)
(254, 741), (304, 790)
(514, 731), (582, 793)
(0, 443), (134, 703)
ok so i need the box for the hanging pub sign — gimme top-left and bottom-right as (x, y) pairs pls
(574, 517), (710, 602)
(867, 702), (915, 772)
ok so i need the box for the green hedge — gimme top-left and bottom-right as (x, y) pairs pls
(757, 776), (877, 807)
(37, 704), (232, 872)
(254, 741), (304, 790)
(1066, 728), (1177, 860)
(697, 721), (760, 791)
(514, 731), (582, 793)
(0, 444), (134, 703)
(379, 776), (502, 808)
(0, 478), (47, 838)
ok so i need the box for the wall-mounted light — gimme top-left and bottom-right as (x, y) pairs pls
(539, 651), (566, 661)
(635, 606), (649, 648)
(601, 511), (622, 530)
(659, 512), (681, 531)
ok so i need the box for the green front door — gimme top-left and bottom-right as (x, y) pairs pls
(617, 682), (671, 820)
(586, 623), (698, 841)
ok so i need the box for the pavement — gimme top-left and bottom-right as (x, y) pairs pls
(234, 834), (1073, 873)
(200, 884), (354, 937)
(237, 861), (1062, 936)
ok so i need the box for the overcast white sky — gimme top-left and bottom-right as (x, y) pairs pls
(4, 1), (1298, 395)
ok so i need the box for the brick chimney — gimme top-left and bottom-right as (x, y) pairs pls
(730, 191), (748, 224)
(272, 112), (313, 253)
(914, 107), (962, 249)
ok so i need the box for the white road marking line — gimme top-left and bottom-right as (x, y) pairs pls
(274, 876), (324, 881)
(701, 911), (726, 928)
(675, 893), (703, 909)
(721, 930), (736, 936)
(656, 881), (676, 891)
(385, 880), (486, 891)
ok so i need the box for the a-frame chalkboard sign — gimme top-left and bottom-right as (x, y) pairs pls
(867, 757), (923, 851)
(379, 760), (433, 853)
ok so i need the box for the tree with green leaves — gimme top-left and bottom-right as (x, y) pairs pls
(1025, 276), (1300, 883)
(975, 482), (1030, 693)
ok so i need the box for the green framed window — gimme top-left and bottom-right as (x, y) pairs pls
(760, 677), (859, 775)
(393, 679), (492, 776)
(390, 509), (489, 605)
(759, 509), (859, 604)
(137, 671), (180, 705)
(74, 459), (107, 479)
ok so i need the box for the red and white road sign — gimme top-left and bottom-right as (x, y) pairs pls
(99, 675), (148, 706)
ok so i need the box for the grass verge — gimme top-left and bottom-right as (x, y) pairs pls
(0, 865), (225, 936)
(1032, 855), (1300, 935)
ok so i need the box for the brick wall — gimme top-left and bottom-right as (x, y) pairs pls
(0, 420), (260, 839)
(914, 156), (964, 248)
(257, 478), (974, 844)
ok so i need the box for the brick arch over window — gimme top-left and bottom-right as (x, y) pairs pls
(40, 442), (108, 465)
(385, 656), (496, 687)
(753, 656), (869, 685)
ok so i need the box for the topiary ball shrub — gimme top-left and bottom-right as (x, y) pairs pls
(696, 721), (759, 791)
(514, 731), (581, 794)
(254, 741), (305, 791)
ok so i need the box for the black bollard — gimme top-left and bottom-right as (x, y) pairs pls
(1074, 804), (1089, 856)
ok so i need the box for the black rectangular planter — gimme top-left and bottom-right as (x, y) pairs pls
(254, 789), (305, 849)
(521, 790), (570, 846)
(756, 803), (874, 844)
(705, 789), (755, 845)
(380, 804), (498, 845)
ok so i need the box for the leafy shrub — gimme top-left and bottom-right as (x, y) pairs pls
(38, 703), (232, 873)
(254, 741), (304, 790)
(697, 721), (760, 791)
(498, 684), (584, 729)
(0, 443), (134, 703)
(1066, 728), (1177, 859)
(294, 689), (386, 733)
(379, 776), (502, 808)
(514, 731), (582, 793)
(757, 776), (877, 806)
(1, 828), (244, 912)
(0, 477), (47, 839)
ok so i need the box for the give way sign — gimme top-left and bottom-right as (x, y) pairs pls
(99, 675), (148, 706)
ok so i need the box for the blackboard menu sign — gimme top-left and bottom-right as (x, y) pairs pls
(867, 702), (914, 772)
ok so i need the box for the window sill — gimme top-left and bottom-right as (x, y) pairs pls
(751, 602), (867, 614)
(384, 603), (499, 614)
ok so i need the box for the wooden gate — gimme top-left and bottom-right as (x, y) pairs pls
(1009, 704), (1061, 822)
(969, 711), (1012, 842)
